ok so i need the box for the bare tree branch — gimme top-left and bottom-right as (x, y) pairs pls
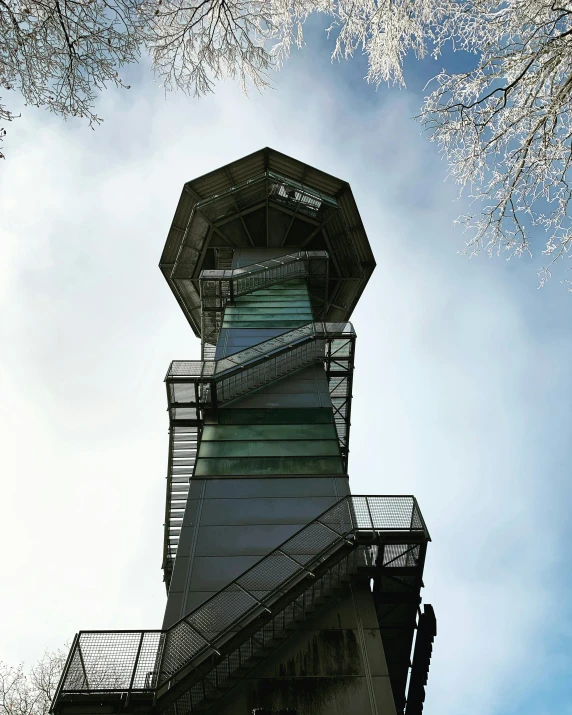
(0, 649), (67, 715)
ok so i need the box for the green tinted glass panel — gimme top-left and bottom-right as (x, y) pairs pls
(199, 440), (339, 458)
(267, 286), (307, 291)
(194, 456), (344, 476)
(224, 311), (313, 319)
(238, 288), (306, 293)
(233, 300), (311, 306)
(222, 320), (311, 328)
(214, 408), (334, 424)
(225, 307), (313, 315)
(250, 287), (308, 293)
(201, 424), (338, 441)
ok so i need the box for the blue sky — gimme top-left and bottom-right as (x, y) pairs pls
(1, 21), (572, 715)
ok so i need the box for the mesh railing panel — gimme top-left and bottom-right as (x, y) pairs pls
(187, 588), (257, 634)
(282, 521), (341, 556)
(411, 503), (425, 531)
(62, 645), (88, 691)
(60, 631), (164, 693)
(213, 324), (316, 374)
(317, 498), (355, 535)
(383, 543), (421, 568)
(168, 362), (215, 379)
(367, 496), (417, 530)
(349, 496), (374, 530)
(159, 622), (209, 682)
(237, 552), (300, 592)
(132, 633), (164, 689)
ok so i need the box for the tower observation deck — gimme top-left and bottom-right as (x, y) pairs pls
(51, 149), (436, 715)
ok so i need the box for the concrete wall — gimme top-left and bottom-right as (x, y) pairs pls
(210, 578), (397, 715)
(163, 471), (349, 625)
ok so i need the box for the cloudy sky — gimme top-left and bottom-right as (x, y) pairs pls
(2, 22), (572, 715)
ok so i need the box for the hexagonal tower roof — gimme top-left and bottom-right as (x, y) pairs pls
(160, 147), (375, 338)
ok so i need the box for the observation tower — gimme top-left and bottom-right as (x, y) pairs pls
(51, 149), (436, 715)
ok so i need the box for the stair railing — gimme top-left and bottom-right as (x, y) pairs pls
(166, 322), (355, 416)
(52, 496), (429, 714)
(199, 251), (329, 346)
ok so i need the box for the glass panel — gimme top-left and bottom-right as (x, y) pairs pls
(216, 408), (334, 424)
(233, 299), (311, 306)
(199, 440), (340, 458)
(225, 307), (313, 315)
(224, 311), (313, 318)
(201, 424), (339, 441)
(194, 456), (344, 476)
(222, 320), (312, 329)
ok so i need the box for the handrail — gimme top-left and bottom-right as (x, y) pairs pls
(200, 250), (328, 289)
(52, 496), (429, 709)
(170, 322), (354, 379)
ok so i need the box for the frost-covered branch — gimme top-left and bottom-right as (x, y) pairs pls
(4, 0), (572, 284)
(417, 0), (572, 282)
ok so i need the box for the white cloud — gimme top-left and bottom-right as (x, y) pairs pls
(1, 44), (571, 715)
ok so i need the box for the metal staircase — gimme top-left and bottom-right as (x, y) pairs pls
(199, 251), (329, 347)
(51, 497), (430, 715)
(405, 605), (437, 715)
(162, 250), (341, 590)
(162, 321), (356, 590)
(162, 422), (198, 589)
(159, 548), (362, 714)
(166, 322), (354, 426)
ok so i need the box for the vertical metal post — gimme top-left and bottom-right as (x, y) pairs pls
(199, 279), (205, 355)
(210, 381), (218, 412)
(127, 632), (145, 704)
(193, 381), (200, 418)
(77, 640), (89, 690)
(50, 633), (80, 711)
(155, 629), (169, 692)
(324, 254), (329, 320)
(365, 497), (375, 532)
